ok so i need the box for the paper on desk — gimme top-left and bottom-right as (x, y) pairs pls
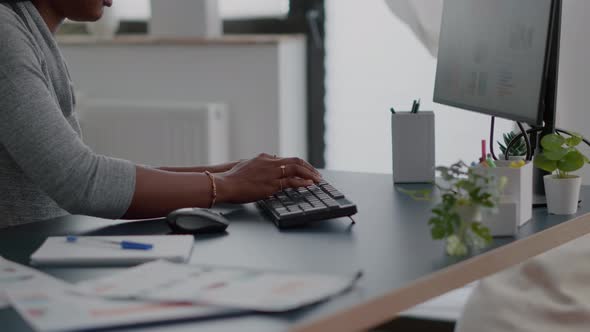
(401, 282), (478, 322)
(75, 260), (361, 312)
(0, 256), (66, 309)
(7, 287), (236, 332)
(30, 235), (195, 266)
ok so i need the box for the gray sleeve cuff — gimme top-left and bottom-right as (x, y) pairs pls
(88, 157), (136, 219)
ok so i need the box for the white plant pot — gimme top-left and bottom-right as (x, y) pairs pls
(498, 154), (526, 161)
(86, 7), (119, 40)
(544, 174), (582, 215)
(455, 204), (482, 223)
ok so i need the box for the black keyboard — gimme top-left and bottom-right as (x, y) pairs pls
(257, 180), (358, 228)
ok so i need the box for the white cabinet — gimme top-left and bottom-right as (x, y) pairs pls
(59, 35), (307, 164)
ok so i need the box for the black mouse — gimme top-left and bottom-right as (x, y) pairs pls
(166, 208), (229, 234)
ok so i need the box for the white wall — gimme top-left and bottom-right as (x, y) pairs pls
(112, 0), (288, 20)
(557, 0), (590, 184)
(324, 0), (514, 174)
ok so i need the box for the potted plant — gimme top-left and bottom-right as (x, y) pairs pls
(403, 161), (506, 256)
(533, 133), (589, 215)
(498, 131), (527, 160)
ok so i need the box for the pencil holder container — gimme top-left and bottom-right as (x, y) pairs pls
(391, 111), (435, 183)
(477, 160), (533, 236)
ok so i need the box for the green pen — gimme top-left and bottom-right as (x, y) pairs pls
(486, 154), (497, 168)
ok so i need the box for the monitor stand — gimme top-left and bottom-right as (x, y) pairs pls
(529, 0), (562, 209)
(532, 166), (548, 208)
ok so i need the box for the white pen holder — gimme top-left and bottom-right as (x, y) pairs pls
(391, 111), (435, 183)
(476, 160), (533, 236)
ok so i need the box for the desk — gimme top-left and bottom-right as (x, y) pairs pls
(2, 170), (590, 332)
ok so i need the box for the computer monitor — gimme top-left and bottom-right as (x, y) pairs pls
(434, 0), (561, 132)
(433, 0), (562, 199)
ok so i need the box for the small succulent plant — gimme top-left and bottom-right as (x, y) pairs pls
(498, 132), (527, 158)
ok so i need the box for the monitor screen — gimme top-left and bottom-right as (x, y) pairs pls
(434, 0), (553, 125)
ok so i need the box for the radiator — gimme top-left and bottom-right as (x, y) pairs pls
(77, 98), (229, 167)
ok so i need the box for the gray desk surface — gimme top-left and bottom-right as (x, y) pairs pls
(2, 170), (590, 332)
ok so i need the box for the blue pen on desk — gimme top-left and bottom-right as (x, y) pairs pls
(66, 236), (153, 250)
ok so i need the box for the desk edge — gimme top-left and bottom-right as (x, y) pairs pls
(291, 212), (590, 332)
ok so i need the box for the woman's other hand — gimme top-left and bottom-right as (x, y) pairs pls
(216, 153), (322, 204)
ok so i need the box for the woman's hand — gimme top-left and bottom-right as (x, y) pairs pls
(215, 153), (322, 204)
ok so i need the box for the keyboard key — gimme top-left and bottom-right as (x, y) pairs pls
(322, 198), (340, 208)
(316, 193), (331, 200)
(307, 199), (325, 208)
(277, 210), (302, 218)
(302, 206), (328, 213)
(269, 203), (284, 210)
(320, 184), (335, 191)
(301, 191), (316, 198)
(338, 203), (356, 210)
(327, 190), (345, 199)
(299, 203), (313, 211)
(274, 207), (288, 215)
(285, 205), (302, 212)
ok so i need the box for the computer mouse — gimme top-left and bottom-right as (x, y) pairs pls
(166, 208), (229, 234)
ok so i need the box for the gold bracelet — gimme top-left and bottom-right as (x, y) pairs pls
(204, 171), (217, 208)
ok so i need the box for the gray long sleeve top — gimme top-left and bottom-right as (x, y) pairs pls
(0, 2), (136, 227)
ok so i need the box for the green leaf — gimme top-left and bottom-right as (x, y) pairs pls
(471, 222), (493, 244)
(557, 150), (585, 172)
(534, 154), (558, 173)
(566, 134), (583, 147)
(429, 218), (449, 239)
(540, 134), (565, 151)
(445, 235), (468, 256)
(543, 147), (569, 161)
(498, 142), (508, 155)
(480, 200), (495, 208)
(500, 132), (527, 156)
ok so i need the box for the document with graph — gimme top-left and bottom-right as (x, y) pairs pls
(75, 260), (362, 312)
(7, 287), (235, 332)
(0, 256), (64, 309)
(1, 257), (234, 332)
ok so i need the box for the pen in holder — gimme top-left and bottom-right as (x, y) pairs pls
(391, 111), (435, 183)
